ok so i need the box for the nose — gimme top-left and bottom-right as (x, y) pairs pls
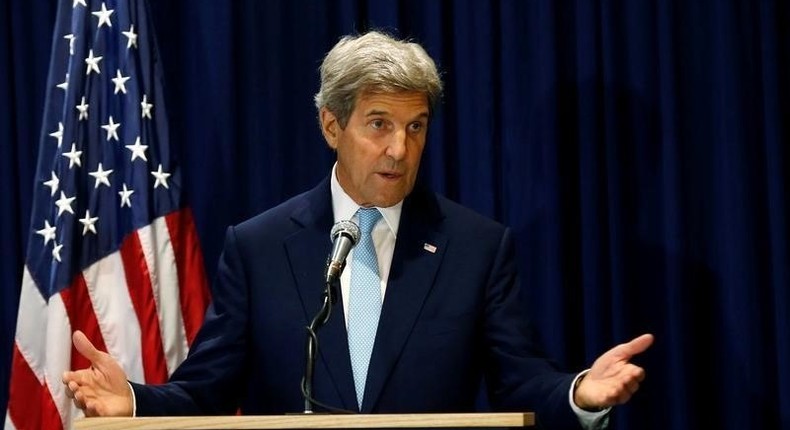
(386, 129), (407, 160)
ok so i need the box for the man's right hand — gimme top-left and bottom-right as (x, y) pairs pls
(62, 330), (133, 417)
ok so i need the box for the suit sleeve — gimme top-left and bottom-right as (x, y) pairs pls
(133, 225), (250, 416)
(483, 227), (583, 430)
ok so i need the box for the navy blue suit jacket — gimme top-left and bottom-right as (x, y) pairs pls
(132, 176), (583, 429)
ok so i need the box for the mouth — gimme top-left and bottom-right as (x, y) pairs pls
(377, 171), (403, 180)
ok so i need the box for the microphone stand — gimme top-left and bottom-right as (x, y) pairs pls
(302, 275), (337, 414)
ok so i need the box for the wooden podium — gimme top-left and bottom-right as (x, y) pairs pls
(74, 412), (534, 429)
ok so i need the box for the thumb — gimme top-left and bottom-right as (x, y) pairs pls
(618, 333), (654, 357)
(72, 330), (104, 364)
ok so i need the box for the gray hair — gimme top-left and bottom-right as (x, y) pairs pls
(314, 30), (443, 128)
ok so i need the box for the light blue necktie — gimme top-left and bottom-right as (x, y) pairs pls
(347, 207), (383, 409)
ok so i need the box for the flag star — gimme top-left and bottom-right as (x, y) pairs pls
(122, 24), (138, 49)
(112, 69), (130, 94)
(140, 94), (153, 119)
(125, 136), (148, 162)
(79, 210), (99, 235)
(62, 143), (82, 168)
(56, 73), (69, 91)
(101, 116), (121, 141)
(92, 2), (114, 28)
(72, 0), (86, 7)
(55, 191), (76, 217)
(43, 171), (59, 196)
(89, 163), (113, 188)
(52, 242), (64, 262)
(64, 33), (76, 55)
(49, 122), (64, 147)
(36, 220), (57, 245)
(85, 49), (103, 75)
(76, 96), (89, 120)
(151, 164), (171, 189)
(119, 183), (134, 207)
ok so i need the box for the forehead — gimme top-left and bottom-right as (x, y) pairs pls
(354, 91), (430, 116)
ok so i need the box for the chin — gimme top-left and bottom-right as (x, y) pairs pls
(372, 200), (399, 208)
(372, 195), (406, 208)
(367, 184), (412, 207)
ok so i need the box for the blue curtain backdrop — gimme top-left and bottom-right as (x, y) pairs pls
(2, 1), (788, 429)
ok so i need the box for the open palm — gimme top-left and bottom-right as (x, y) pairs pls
(62, 330), (134, 417)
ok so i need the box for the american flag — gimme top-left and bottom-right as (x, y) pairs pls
(6, 0), (210, 429)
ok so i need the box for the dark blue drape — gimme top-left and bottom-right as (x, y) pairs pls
(2, 1), (788, 429)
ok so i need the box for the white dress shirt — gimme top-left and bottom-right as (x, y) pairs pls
(330, 164), (400, 328)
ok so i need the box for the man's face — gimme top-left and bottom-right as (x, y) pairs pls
(321, 91), (429, 208)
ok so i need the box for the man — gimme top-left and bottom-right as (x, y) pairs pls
(63, 30), (653, 429)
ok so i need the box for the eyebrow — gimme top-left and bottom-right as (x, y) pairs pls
(365, 110), (430, 121)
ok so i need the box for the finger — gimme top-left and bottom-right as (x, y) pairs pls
(85, 396), (107, 418)
(615, 392), (632, 405)
(629, 333), (654, 353)
(63, 369), (81, 384)
(85, 400), (99, 417)
(65, 380), (80, 399)
(618, 368), (645, 398)
(73, 390), (87, 410)
(73, 330), (105, 364)
(63, 370), (76, 384)
(63, 369), (92, 386)
(624, 379), (640, 396)
(71, 398), (86, 411)
(633, 367), (646, 383)
(617, 363), (645, 381)
(615, 367), (645, 394)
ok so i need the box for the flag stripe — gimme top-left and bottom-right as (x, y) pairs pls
(82, 251), (146, 383)
(165, 209), (210, 343)
(61, 274), (108, 373)
(139, 217), (187, 377)
(5, 413), (18, 430)
(8, 345), (64, 430)
(43, 292), (73, 425)
(120, 228), (169, 383)
(13, 268), (48, 383)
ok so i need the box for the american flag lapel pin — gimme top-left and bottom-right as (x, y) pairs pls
(423, 242), (437, 253)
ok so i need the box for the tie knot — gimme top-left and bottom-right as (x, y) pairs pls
(357, 208), (382, 234)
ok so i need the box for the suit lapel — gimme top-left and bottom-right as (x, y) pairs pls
(285, 177), (358, 411)
(362, 187), (447, 412)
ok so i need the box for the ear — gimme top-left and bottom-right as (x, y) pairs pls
(320, 107), (339, 149)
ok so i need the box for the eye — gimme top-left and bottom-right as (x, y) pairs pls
(408, 121), (425, 132)
(370, 119), (385, 130)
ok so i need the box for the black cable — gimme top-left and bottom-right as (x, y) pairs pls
(301, 280), (356, 415)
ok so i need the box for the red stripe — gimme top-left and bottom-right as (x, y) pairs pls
(165, 208), (211, 345)
(7, 345), (64, 430)
(61, 274), (108, 371)
(119, 232), (169, 384)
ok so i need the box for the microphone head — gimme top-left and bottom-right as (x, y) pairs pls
(330, 220), (360, 245)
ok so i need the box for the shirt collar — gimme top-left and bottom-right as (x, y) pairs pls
(330, 162), (402, 237)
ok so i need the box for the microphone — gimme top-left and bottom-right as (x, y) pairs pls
(302, 220), (361, 414)
(324, 220), (361, 285)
